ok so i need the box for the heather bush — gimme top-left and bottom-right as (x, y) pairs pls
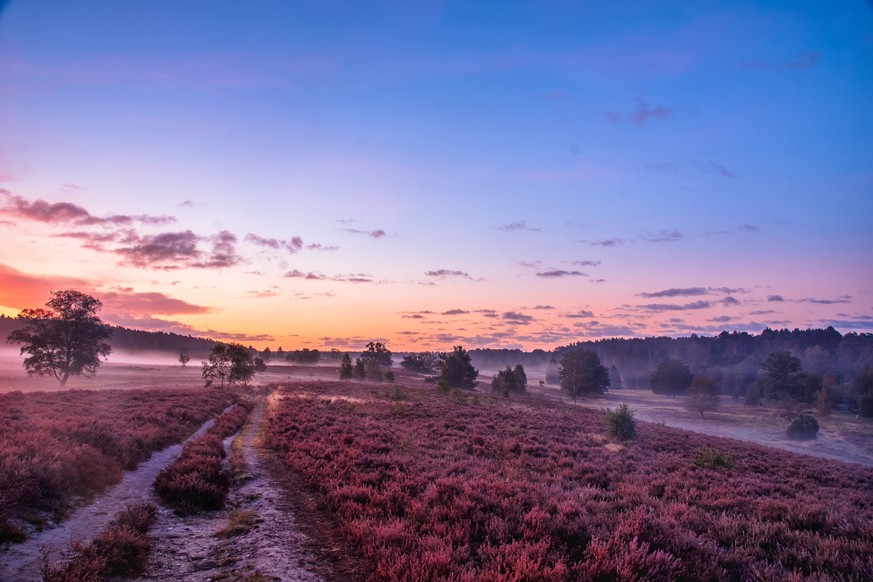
(605, 403), (636, 441)
(694, 447), (735, 469)
(0, 389), (235, 543)
(267, 381), (873, 581)
(154, 402), (251, 514)
(40, 502), (156, 581)
(786, 415), (819, 440)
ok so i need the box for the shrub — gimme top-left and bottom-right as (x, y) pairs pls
(385, 371), (395, 383)
(694, 447), (734, 469)
(154, 403), (251, 514)
(40, 502), (156, 581)
(786, 414), (819, 440)
(605, 403), (636, 441)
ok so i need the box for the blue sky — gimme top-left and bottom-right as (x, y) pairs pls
(0, 1), (871, 350)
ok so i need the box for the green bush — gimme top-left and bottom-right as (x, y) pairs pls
(605, 403), (636, 441)
(786, 414), (819, 440)
(694, 447), (734, 469)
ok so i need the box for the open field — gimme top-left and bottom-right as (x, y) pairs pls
(267, 379), (873, 580)
(2, 360), (873, 580)
(0, 382), (237, 543)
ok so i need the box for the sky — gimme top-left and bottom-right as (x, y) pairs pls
(0, 1), (871, 351)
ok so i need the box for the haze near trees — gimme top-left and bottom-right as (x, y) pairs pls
(559, 348), (610, 402)
(6, 290), (112, 386)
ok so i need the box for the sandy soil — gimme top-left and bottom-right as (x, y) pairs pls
(139, 392), (354, 582)
(0, 414), (220, 582)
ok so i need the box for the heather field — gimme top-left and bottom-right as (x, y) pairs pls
(0, 387), (238, 543)
(267, 381), (873, 581)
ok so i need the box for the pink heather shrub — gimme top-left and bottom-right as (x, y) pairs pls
(267, 381), (873, 581)
(40, 502), (156, 581)
(153, 402), (251, 514)
(0, 389), (237, 543)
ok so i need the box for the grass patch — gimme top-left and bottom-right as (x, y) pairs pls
(216, 509), (262, 538)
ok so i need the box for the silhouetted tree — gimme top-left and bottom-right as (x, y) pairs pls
(686, 375), (719, 418)
(339, 353), (353, 380)
(261, 347), (272, 361)
(7, 290), (112, 386)
(179, 351), (190, 367)
(610, 365), (623, 390)
(254, 357), (267, 373)
(760, 351), (805, 402)
(353, 358), (366, 379)
(361, 342), (392, 367)
(491, 365), (526, 396)
(400, 352), (438, 373)
(651, 359), (693, 398)
(203, 343), (256, 387)
(559, 349), (610, 402)
(438, 346), (479, 388)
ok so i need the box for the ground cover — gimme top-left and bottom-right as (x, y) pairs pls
(0, 388), (237, 542)
(267, 381), (873, 581)
(153, 401), (252, 514)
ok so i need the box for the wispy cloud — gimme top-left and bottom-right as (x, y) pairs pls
(696, 161), (735, 178)
(639, 287), (708, 298)
(536, 269), (587, 278)
(572, 260), (601, 267)
(641, 229), (683, 243)
(442, 309), (469, 316)
(501, 311), (534, 324)
(584, 238), (625, 247)
(497, 220), (540, 232)
(284, 270), (375, 283)
(639, 301), (712, 312)
(743, 52), (819, 72)
(344, 228), (386, 239)
(0, 190), (174, 227)
(565, 310), (595, 318)
(425, 269), (472, 280)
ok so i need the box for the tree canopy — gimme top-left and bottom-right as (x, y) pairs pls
(6, 290), (112, 386)
(651, 359), (693, 397)
(202, 343), (256, 387)
(760, 351), (806, 402)
(361, 341), (393, 368)
(491, 364), (527, 396)
(559, 349), (610, 401)
(438, 346), (479, 388)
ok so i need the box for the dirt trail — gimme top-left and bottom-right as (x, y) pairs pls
(140, 394), (348, 581)
(0, 416), (219, 582)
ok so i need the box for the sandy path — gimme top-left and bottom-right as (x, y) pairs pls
(140, 394), (347, 581)
(0, 415), (219, 582)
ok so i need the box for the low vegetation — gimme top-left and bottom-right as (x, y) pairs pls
(40, 502), (156, 581)
(786, 414), (820, 440)
(267, 381), (873, 580)
(154, 402), (252, 515)
(604, 403), (637, 441)
(0, 388), (236, 543)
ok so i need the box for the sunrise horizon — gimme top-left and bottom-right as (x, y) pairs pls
(1, 1), (870, 352)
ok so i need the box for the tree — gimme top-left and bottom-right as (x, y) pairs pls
(261, 347), (272, 361)
(651, 359), (693, 398)
(491, 365), (526, 396)
(202, 344), (231, 387)
(610, 365), (623, 390)
(227, 344), (256, 385)
(361, 342), (392, 367)
(353, 358), (366, 379)
(179, 351), (190, 367)
(400, 352), (439, 374)
(512, 364), (527, 390)
(254, 357), (267, 373)
(559, 349), (610, 402)
(760, 351), (805, 402)
(339, 353), (353, 380)
(202, 343), (256, 387)
(7, 290), (112, 386)
(438, 346), (479, 388)
(605, 403), (636, 440)
(686, 375), (719, 418)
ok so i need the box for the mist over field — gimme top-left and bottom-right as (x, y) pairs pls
(1, 1), (872, 579)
